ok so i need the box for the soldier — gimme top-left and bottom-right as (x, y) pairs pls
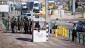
(17, 16), (21, 31)
(29, 19), (32, 34)
(11, 16), (16, 33)
(23, 17), (29, 34)
(35, 21), (40, 32)
(20, 17), (24, 33)
(72, 23), (77, 42)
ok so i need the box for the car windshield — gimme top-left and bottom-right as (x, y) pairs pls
(78, 21), (85, 25)
(34, 3), (39, 7)
(27, 14), (31, 16)
(22, 14), (26, 15)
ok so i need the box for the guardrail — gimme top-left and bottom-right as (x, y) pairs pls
(69, 29), (85, 46)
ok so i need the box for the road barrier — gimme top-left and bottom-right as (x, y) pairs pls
(69, 29), (85, 46)
(2, 18), (8, 29)
(54, 29), (58, 37)
(77, 32), (85, 46)
(57, 26), (67, 37)
(54, 26), (67, 38)
(83, 12), (85, 18)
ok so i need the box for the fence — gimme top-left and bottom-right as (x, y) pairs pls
(54, 26), (85, 46)
(69, 29), (85, 46)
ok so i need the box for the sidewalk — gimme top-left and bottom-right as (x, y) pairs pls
(50, 10), (83, 20)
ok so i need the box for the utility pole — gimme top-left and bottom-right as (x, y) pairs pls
(45, 0), (50, 36)
(45, 0), (48, 21)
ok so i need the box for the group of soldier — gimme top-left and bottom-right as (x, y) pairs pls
(10, 16), (32, 34)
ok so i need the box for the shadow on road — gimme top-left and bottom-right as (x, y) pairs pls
(2, 30), (32, 34)
(16, 38), (32, 42)
(3, 31), (24, 34)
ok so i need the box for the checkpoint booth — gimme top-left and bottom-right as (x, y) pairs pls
(32, 17), (48, 42)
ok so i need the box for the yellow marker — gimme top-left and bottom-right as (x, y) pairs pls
(62, 28), (64, 37)
(57, 27), (59, 35)
(58, 26), (60, 35)
(61, 27), (63, 36)
(83, 12), (85, 18)
(54, 29), (58, 37)
(64, 28), (67, 37)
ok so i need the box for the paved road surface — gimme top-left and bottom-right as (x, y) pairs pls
(0, 23), (85, 48)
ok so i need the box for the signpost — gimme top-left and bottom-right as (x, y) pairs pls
(33, 30), (47, 42)
(32, 17), (47, 42)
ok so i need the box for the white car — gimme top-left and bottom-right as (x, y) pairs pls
(21, 13), (34, 19)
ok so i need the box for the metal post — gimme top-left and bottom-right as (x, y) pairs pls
(45, 0), (48, 21)
(48, 18), (50, 36)
(69, 29), (70, 38)
(83, 35), (85, 45)
(45, 0), (50, 36)
(72, 0), (76, 15)
(60, 10), (62, 26)
(79, 33), (81, 43)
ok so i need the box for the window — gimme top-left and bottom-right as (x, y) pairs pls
(34, 3), (39, 7)
(33, 9), (39, 13)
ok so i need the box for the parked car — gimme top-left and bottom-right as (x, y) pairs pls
(73, 21), (85, 32)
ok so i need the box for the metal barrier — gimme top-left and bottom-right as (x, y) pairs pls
(57, 26), (67, 37)
(69, 29), (85, 46)
(54, 26), (67, 38)
(2, 18), (8, 29)
(78, 32), (85, 46)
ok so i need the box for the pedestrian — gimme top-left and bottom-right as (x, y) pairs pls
(20, 17), (24, 33)
(35, 21), (40, 32)
(72, 23), (77, 42)
(11, 16), (16, 33)
(17, 16), (21, 31)
(14, 18), (18, 33)
(7, 16), (10, 30)
(54, 18), (59, 29)
(29, 19), (32, 34)
(23, 17), (29, 34)
(52, 18), (59, 34)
